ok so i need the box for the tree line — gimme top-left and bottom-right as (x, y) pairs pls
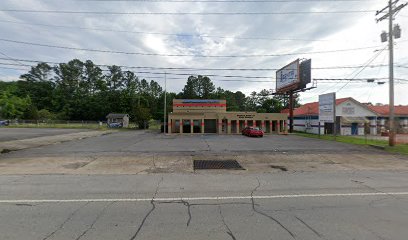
(0, 59), (297, 124)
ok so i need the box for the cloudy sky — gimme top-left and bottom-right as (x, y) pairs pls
(0, 0), (407, 105)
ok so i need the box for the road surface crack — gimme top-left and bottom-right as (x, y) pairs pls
(350, 179), (398, 207)
(218, 205), (237, 240)
(251, 177), (296, 239)
(129, 176), (163, 240)
(42, 202), (89, 240)
(295, 216), (326, 239)
(75, 201), (115, 240)
(157, 200), (192, 226)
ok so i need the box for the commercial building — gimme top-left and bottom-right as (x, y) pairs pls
(282, 97), (408, 136)
(168, 99), (288, 134)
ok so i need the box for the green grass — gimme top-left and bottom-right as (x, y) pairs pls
(294, 132), (408, 155)
(6, 123), (109, 130)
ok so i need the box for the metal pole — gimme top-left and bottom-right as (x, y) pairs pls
(333, 92), (337, 141)
(289, 91), (294, 133)
(164, 72), (167, 134)
(388, 0), (396, 146)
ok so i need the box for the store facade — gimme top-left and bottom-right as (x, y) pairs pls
(168, 99), (288, 134)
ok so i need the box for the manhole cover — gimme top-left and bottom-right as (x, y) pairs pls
(194, 160), (245, 170)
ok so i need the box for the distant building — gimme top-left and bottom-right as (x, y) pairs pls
(168, 99), (287, 134)
(106, 113), (130, 128)
(282, 97), (408, 135)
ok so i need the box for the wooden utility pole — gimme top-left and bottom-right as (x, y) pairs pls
(376, 0), (407, 146)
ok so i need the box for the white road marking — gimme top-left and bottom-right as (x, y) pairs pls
(0, 192), (407, 204)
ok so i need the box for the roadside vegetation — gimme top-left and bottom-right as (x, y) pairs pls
(295, 132), (408, 155)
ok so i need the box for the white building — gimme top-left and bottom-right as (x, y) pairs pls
(283, 97), (408, 136)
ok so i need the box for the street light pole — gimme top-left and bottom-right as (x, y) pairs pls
(163, 72), (167, 134)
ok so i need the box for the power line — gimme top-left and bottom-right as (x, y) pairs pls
(0, 9), (376, 15)
(0, 38), (384, 58)
(299, 47), (388, 101)
(68, 0), (373, 2)
(0, 57), (392, 71)
(0, 19), (331, 42)
(336, 46), (387, 93)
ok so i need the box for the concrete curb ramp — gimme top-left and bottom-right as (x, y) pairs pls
(0, 130), (116, 153)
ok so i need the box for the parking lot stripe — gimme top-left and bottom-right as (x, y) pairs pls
(0, 192), (407, 204)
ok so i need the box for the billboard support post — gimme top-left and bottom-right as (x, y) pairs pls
(289, 91), (294, 133)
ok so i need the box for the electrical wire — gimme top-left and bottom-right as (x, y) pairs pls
(0, 37), (384, 58)
(0, 19), (332, 42)
(68, 0), (374, 2)
(0, 58), (391, 71)
(0, 9), (376, 15)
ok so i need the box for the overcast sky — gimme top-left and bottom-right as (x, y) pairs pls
(0, 0), (407, 105)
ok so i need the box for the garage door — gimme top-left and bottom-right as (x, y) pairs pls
(204, 119), (217, 133)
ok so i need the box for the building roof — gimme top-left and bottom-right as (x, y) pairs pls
(106, 113), (129, 119)
(367, 105), (408, 116)
(281, 97), (351, 116)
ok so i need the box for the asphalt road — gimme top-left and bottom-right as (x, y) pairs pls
(0, 128), (88, 142)
(1, 170), (408, 240)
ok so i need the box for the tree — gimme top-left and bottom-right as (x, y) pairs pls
(181, 75), (215, 98)
(0, 90), (31, 119)
(133, 106), (151, 129)
(18, 62), (54, 110)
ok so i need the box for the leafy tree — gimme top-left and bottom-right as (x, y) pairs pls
(181, 75), (215, 98)
(38, 109), (56, 120)
(18, 62), (54, 110)
(133, 106), (151, 129)
(0, 90), (31, 119)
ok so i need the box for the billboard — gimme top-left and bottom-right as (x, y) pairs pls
(276, 59), (299, 93)
(299, 59), (311, 88)
(319, 93), (336, 123)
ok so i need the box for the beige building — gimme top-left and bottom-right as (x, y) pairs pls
(168, 99), (288, 134)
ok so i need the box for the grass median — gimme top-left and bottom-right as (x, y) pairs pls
(295, 132), (408, 155)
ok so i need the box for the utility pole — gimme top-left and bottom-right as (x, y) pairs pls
(376, 0), (407, 146)
(163, 72), (167, 134)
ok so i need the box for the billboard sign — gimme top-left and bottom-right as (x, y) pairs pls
(299, 59), (311, 88)
(319, 92), (336, 123)
(276, 59), (300, 93)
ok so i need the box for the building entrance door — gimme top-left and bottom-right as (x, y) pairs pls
(351, 123), (358, 135)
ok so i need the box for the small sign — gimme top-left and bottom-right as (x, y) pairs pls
(319, 93), (336, 123)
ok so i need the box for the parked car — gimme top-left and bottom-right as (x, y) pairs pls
(242, 126), (264, 137)
(107, 122), (123, 128)
(0, 120), (9, 126)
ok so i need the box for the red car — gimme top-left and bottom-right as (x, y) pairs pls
(242, 126), (264, 137)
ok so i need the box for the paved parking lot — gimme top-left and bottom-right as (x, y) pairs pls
(1, 130), (407, 175)
(8, 131), (367, 156)
(0, 128), (88, 142)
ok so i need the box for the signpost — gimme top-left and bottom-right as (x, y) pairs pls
(319, 93), (336, 138)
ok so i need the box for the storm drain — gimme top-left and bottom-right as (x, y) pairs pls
(194, 160), (245, 170)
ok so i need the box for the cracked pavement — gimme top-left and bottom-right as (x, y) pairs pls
(0, 130), (408, 239)
(0, 171), (408, 240)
